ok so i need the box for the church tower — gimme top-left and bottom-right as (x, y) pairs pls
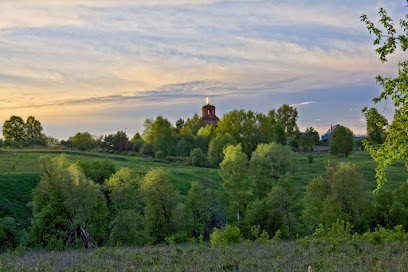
(201, 98), (220, 127)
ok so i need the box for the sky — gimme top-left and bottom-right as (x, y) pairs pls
(0, 0), (406, 139)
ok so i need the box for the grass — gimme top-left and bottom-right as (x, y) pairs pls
(1, 149), (407, 226)
(2, 240), (408, 271)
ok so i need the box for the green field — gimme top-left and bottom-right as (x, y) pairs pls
(1, 149), (407, 226)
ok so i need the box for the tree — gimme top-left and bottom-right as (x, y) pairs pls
(76, 159), (116, 185)
(190, 148), (208, 167)
(105, 168), (145, 246)
(144, 116), (174, 155)
(176, 137), (193, 157)
(250, 142), (298, 198)
(185, 113), (204, 135)
(298, 127), (319, 152)
(196, 125), (215, 154)
(364, 108), (388, 145)
(31, 155), (108, 249)
(25, 116), (46, 146)
(219, 144), (248, 225)
(329, 126), (354, 158)
(185, 182), (213, 238)
(68, 132), (97, 151)
(276, 104), (299, 138)
(2, 116), (25, 144)
(303, 163), (372, 232)
(208, 132), (237, 167)
(103, 131), (128, 152)
(361, 5), (408, 190)
(141, 168), (179, 243)
(175, 118), (185, 134)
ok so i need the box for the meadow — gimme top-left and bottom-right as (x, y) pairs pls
(1, 149), (407, 227)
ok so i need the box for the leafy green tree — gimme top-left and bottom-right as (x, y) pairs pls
(364, 108), (388, 145)
(105, 168), (145, 246)
(131, 133), (145, 153)
(140, 142), (154, 157)
(141, 168), (179, 243)
(31, 155), (108, 249)
(185, 113), (204, 135)
(175, 118), (185, 134)
(329, 126), (354, 158)
(103, 131), (128, 152)
(185, 182), (213, 238)
(176, 137), (193, 157)
(190, 148), (208, 167)
(298, 127), (319, 152)
(195, 125), (215, 154)
(276, 104), (299, 138)
(68, 132), (97, 151)
(361, 6), (408, 190)
(2, 116), (26, 144)
(179, 126), (195, 145)
(303, 163), (372, 232)
(208, 132), (237, 167)
(76, 159), (116, 185)
(0, 217), (18, 251)
(265, 177), (303, 239)
(374, 190), (394, 228)
(25, 116), (46, 146)
(250, 142), (298, 198)
(219, 144), (248, 225)
(144, 116), (174, 155)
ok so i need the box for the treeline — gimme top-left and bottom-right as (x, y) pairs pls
(2, 141), (408, 251)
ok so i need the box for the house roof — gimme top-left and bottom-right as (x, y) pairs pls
(321, 124), (340, 141)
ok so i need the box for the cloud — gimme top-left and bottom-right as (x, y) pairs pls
(290, 101), (316, 107)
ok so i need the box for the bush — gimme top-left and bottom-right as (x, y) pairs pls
(164, 156), (189, 164)
(210, 225), (242, 246)
(0, 217), (19, 251)
(190, 148), (208, 167)
(76, 159), (116, 185)
(140, 143), (154, 157)
(307, 154), (314, 164)
(155, 151), (165, 160)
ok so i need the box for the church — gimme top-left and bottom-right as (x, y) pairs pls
(201, 98), (220, 127)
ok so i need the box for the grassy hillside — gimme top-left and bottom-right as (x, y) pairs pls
(1, 149), (407, 226)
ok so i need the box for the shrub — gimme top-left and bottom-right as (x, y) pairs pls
(155, 151), (165, 160)
(210, 225), (242, 246)
(140, 143), (154, 157)
(307, 154), (314, 164)
(190, 148), (208, 167)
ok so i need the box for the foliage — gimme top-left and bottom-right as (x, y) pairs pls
(249, 142), (298, 198)
(208, 132), (237, 167)
(175, 137), (193, 157)
(103, 131), (129, 153)
(190, 148), (208, 167)
(275, 104), (300, 138)
(304, 163), (372, 232)
(141, 168), (180, 243)
(68, 132), (97, 151)
(217, 109), (282, 156)
(2, 116), (26, 145)
(185, 182), (213, 238)
(210, 225), (242, 246)
(140, 143), (154, 157)
(364, 108), (388, 145)
(31, 155), (108, 249)
(361, 6), (408, 190)
(25, 116), (46, 147)
(185, 113), (204, 135)
(105, 168), (145, 246)
(155, 151), (165, 160)
(0, 217), (19, 251)
(144, 116), (174, 155)
(299, 127), (319, 152)
(307, 154), (314, 164)
(329, 126), (354, 158)
(219, 144), (248, 225)
(76, 159), (116, 185)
